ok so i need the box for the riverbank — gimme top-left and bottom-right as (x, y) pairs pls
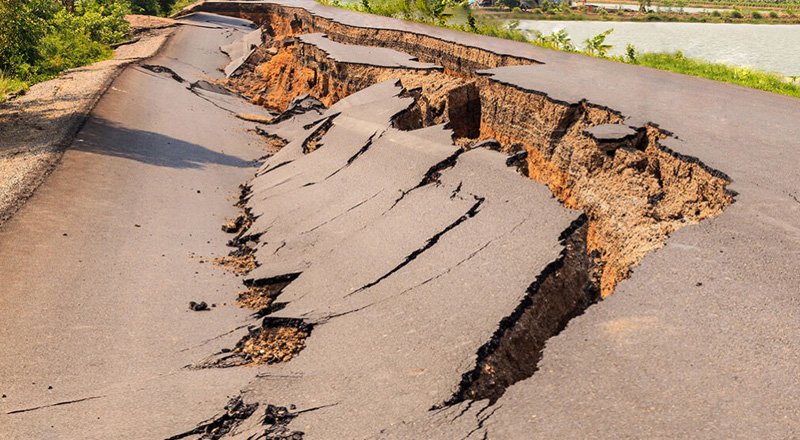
(589, 0), (800, 11)
(320, 0), (800, 97)
(477, 6), (800, 24)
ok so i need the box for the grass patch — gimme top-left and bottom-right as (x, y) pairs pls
(169, 0), (197, 16)
(634, 52), (800, 97)
(0, 73), (29, 103)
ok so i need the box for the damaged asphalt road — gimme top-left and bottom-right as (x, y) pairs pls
(0, 12), (586, 439)
(3, 3), (800, 440)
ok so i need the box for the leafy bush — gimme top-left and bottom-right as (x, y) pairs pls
(129, 0), (160, 14)
(77, 0), (131, 44)
(583, 28), (613, 56)
(769, 10), (778, 17)
(0, 0), (130, 100)
(730, 9), (743, 18)
(625, 43), (638, 63)
(169, 0), (196, 15)
(35, 9), (113, 77)
(0, 0), (50, 76)
(536, 28), (575, 51)
(751, 10), (762, 18)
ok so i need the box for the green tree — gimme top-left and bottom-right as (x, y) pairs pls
(0, 0), (50, 75)
(129, 0), (160, 15)
(496, 0), (521, 9)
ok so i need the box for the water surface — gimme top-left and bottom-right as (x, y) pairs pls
(515, 20), (800, 76)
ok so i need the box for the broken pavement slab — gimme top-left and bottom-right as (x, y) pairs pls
(211, 82), (583, 439)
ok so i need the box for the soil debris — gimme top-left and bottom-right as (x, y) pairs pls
(236, 322), (310, 365)
(213, 253), (258, 275)
(260, 404), (305, 439)
(166, 396), (258, 440)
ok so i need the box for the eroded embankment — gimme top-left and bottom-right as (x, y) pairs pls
(195, 1), (734, 407)
(215, 8), (733, 299)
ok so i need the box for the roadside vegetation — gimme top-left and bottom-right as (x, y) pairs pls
(476, 3), (800, 25)
(320, 0), (800, 98)
(0, 0), (186, 102)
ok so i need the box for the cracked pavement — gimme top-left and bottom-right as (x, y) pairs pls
(2, 3), (800, 439)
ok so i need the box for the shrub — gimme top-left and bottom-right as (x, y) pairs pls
(730, 9), (743, 18)
(625, 43), (638, 63)
(583, 28), (613, 57)
(169, 0), (196, 15)
(0, 0), (50, 76)
(0, 0), (128, 82)
(130, 0), (161, 14)
(751, 10), (762, 18)
(35, 9), (113, 77)
(711, 10), (721, 17)
(0, 72), (28, 102)
(536, 28), (574, 51)
(76, 0), (131, 44)
(769, 11), (778, 18)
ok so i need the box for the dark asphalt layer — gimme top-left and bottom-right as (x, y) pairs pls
(0, 15), (268, 439)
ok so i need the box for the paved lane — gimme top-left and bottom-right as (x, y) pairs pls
(0, 14), (269, 439)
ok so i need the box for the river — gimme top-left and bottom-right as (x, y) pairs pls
(515, 20), (800, 76)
